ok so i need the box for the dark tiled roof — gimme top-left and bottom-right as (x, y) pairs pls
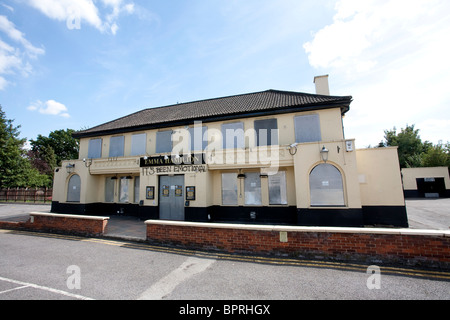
(73, 89), (352, 138)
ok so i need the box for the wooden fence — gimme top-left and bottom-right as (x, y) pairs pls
(0, 188), (53, 203)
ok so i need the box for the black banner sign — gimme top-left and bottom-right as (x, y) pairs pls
(140, 153), (205, 167)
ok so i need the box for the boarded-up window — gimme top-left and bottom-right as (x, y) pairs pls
(156, 130), (172, 154)
(294, 114), (321, 143)
(268, 171), (287, 205)
(244, 172), (262, 205)
(119, 177), (129, 203)
(109, 136), (124, 157)
(188, 126), (208, 152)
(105, 177), (115, 203)
(131, 133), (147, 156)
(222, 173), (238, 205)
(134, 176), (140, 203)
(67, 174), (81, 202)
(254, 119), (278, 146)
(88, 138), (102, 159)
(222, 122), (244, 149)
(309, 164), (345, 206)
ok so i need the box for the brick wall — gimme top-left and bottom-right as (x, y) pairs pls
(0, 213), (108, 237)
(146, 221), (450, 269)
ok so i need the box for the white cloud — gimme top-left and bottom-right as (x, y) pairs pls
(27, 100), (70, 118)
(25, 0), (135, 35)
(0, 15), (45, 57)
(27, 0), (102, 29)
(303, 0), (442, 72)
(1, 3), (14, 12)
(110, 23), (119, 35)
(0, 1), (136, 90)
(26, 104), (37, 111)
(0, 15), (45, 90)
(303, 0), (450, 147)
(123, 3), (135, 14)
(0, 39), (21, 74)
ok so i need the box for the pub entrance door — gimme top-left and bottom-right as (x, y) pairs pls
(159, 175), (185, 221)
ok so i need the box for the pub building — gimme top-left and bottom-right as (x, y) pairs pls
(52, 76), (408, 227)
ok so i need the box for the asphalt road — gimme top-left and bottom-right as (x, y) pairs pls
(0, 229), (449, 304)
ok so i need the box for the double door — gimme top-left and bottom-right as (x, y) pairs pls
(416, 177), (445, 198)
(159, 175), (185, 221)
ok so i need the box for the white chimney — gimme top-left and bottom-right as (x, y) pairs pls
(314, 75), (330, 95)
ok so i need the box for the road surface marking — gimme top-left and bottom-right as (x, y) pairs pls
(137, 257), (216, 300)
(0, 285), (29, 295)
(0, 276), (94, 300)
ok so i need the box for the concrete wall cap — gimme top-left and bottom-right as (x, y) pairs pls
(30, 212), (110, 221)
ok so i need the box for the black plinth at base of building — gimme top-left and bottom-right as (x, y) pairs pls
(51, 201), (409, 228)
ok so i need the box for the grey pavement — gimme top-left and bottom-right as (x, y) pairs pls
(103, 216), (147, 240)
(405, 198), (450, 230)
(0, 203), (51, 222)
(0, 203), (147, 240)
(0, 198), (449, 242)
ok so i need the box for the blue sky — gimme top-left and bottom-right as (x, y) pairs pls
(1, 0), (449, 149)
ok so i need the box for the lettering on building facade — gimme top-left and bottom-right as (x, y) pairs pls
(142, 165), (207, 176)
(140, 154), (205, 167)
(140, 154), (207, 176)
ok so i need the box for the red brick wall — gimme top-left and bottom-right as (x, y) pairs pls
(146, 222), (450, 269)
(0, 213), (108, 237)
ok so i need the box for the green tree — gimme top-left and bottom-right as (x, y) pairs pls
(27, 145), (57, 176)
(379, 124), (449, 168)
(0, 105), (51, 188)
(12, 161), (52, 188)
(30, 129), (79, 166)
(0, 105), (25, 188)
(378, 124), (431, 168)
(421, 144), (450, 167)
